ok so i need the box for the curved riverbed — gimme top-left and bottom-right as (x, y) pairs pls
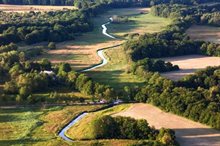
(58, 18), (116, 141)
(58, 113), (88, 142)
(81, 18), (116, 72)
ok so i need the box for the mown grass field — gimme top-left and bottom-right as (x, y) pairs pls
(108, 13), (172, 38)
(66, 104), (130, 140)
(0, 105), (103, 146)
(87, 46), (145, 89)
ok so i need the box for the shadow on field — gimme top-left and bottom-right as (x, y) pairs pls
(87, 70), (145, 90)
(173, 128), (220, 146)
(161, 68), (199, 81)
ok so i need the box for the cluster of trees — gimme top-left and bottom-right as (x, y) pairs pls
(131, 58), (179, 73)
(125, 68), (220, 129)
(178, 66), (220, 90)
(0, 0), (74, 5)
(151, 3), (220, 25)
(0, 10), (92, 45)
(93, 115), (177, 145)
(1, 0), (219, 6)
(0, 43), (17, 53)
(124, 33), (201, 61)
(201, 12), (220, 26)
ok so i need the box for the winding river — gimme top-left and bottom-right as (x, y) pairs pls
(81, 18), (116, 72)
(58, 18), (116, 141)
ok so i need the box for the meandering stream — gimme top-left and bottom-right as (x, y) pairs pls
(58, 18), (115, 141)
(81, 18), (116, 72)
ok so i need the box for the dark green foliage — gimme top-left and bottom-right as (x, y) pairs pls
(48, 42), (56, 50)
(131, 58), (179, 73)
(0, 10), (93, 45)
(93, 116), (177, 145)
(131, 67), (220, 130)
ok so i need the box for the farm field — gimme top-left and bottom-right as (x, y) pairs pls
(161, 55), (220, 80)
(0, 105), (104, 146)
(0, 4), (76, 12)
(186, 25), (220, 44)
(114, 103), (220, 146)
(31, 8), (171, 71)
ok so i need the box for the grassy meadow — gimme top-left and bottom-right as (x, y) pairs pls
(0, 105), (103, 146)
(66, 104), (130, 140)
(87, 46), (145, 90)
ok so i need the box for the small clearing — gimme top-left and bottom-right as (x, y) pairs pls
(114, 103), (220, 146)
(161, 55), (220, 80)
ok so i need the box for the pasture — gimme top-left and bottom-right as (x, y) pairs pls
(114, 103), (220, 146)
(0, 105), (103, 146)
(0, 4), (76, 12)
(161, 55), (220, 80)
(87, 46), (145, 89)
(186, 25), (220, 44)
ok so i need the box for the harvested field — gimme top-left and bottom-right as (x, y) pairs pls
(161, 55), (220, 80)
(114, 103), (220, 146)
(186, 25), (220, 44)
(0, 4), (76, 12)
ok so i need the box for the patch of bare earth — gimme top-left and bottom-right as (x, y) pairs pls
(186, 25), (220, 44)
(160, 55), (220, 80)
(114, 103), (220, 146)
(0, 4), (76, 12)
(46, 40), (123, 70)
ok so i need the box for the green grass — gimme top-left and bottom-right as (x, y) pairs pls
(66, 104), (130, 140)
(0, 105), (103, 146)
(109, 13), (172, 38)
(87, 46), (145, 90)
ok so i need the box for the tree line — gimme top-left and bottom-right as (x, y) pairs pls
(1, 0), (219, 6)
(0, 10), (92, 45)
(94, 115), (177, 146)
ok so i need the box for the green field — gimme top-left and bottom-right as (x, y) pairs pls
(87, 46), (145, 89)
(66, 104), (130, 140)
(0, 105), (103, 146)
(108, 13), (172, 38)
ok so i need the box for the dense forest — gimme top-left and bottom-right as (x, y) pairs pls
(0, 10), (92, 45)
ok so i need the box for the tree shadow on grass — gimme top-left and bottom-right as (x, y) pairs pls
(87, 70), (145, 90)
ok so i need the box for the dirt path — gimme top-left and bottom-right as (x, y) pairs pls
(114, 103), (220, 146)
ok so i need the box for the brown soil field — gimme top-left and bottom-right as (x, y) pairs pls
(114, 103), (220, 146)
(0, 4), (76, 12)
(161, 55), (220, 80)
(186, 25), (220, 44)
